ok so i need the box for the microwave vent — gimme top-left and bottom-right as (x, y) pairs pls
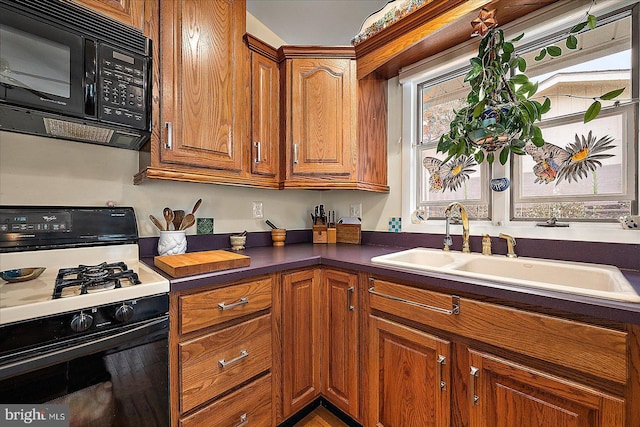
(44, 118), (114, 143)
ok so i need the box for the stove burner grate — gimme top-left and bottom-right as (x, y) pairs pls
(53, 262), (141, 299)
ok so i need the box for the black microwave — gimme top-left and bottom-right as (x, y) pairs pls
(0, 0), (151, 150)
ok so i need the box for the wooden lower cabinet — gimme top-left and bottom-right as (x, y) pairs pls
(367, 315), (451, 427)
(468, 350), (625, 427)
(281, 269), (322, 418)
(322, 270), (359, 419)
(171, 276), (274, 426)
(180, 374), (272, 427)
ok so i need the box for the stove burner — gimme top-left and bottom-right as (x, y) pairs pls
(54, 262), (141, 299)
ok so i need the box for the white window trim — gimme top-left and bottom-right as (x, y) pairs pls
(400, 0), (640, 244)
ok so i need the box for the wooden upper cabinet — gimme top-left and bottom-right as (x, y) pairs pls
(287, 57), (355, 177)
(468, 350), (625, 427)
(246, 34), (280, 181)
(159, 0), (245, 172)
(72, 0), (145, 31)
(279, 47), (388, 191)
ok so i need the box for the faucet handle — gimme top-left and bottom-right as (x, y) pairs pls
(498, 233), (517, 258)
(482, 234), (492, 256)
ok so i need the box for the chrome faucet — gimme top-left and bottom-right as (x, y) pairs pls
(444, 202), (470, 253)
(499, 233), (517, 258)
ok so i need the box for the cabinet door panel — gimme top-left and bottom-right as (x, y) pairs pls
(368, 316), (450, 427)
(322, 270), (358, 418)
(282, 269), (322, 417)
(160, 0), (244, 171)
(289, 58), (354, 176)
(469, 350), (624, 427)
(250, 51), (279, 177)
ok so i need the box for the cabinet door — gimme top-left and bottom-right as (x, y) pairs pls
(250, 50), (279, 178)
(159, 0), (245, 172)
(288, 58), (355, 177)
(282, 269), (322, 417)
(322, 270), (358, 419)
(468, 350), (625, 427)
(72, 0), (145, 31)
(368, 316), (451, 427)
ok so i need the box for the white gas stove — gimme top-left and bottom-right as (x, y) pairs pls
(0, 207), (169, 326)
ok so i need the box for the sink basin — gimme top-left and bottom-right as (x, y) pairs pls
(371, 248), (456, 269)
(371, 248), (640, 302)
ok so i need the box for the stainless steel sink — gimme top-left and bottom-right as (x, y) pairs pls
(371, 248), (640, 302)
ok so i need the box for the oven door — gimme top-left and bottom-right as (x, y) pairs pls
(0, 6), (88, 117)
(0, 316), (169, 426)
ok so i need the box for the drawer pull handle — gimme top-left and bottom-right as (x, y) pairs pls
(219, 350), (249, 368)
(368, 282), (460, 315)
(293, 144), (299, 164)
(218, 297), (249, 311)
(470, 366), (480, 406)
(234, 413), (248, 427)
(437, 354), (446, 391)
(347, 286), (355, 311)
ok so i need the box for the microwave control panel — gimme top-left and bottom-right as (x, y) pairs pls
(98, 44), (148, 130)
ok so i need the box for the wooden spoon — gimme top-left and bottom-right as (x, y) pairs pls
(149, 214), (165, 231)
(172, 210), (185, 231)
(191, 198), (202, 215)
(179, 213), (195, 230)
(163, 207), (174, 231)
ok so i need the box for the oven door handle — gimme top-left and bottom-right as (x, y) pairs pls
(0, 316), (168, 381)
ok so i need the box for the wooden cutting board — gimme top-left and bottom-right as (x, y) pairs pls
(154, 250), (251, 278)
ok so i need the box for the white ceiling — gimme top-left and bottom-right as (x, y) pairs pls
(246, 0), (390, 46)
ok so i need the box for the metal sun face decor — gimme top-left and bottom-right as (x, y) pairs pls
(524, 131), (616, 185)
(422, 156), (477, 192)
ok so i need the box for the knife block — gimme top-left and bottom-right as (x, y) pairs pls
(313, 225), (328, 244)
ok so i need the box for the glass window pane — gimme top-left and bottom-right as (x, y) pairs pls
(511, 15), (635, 221)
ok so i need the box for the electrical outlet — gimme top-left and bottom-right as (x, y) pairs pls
(252, 201), (264, 219)
(349, 203), (362, 219)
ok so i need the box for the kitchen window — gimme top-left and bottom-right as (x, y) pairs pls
(400, 0), (639, 241)
(416, 74), (491, 220)
(511, 12), (636, 221)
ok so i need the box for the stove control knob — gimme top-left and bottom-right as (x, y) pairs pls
(115, 304), (134, 322)
(71, 312), (94, 332)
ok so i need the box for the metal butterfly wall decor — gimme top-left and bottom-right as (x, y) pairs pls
(423, 156), (477, 192)
(524, 131), (616, 184)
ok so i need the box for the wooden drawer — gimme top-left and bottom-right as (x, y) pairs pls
(368, 278), (627, 384)
(180, 277), (272, 335)
(180, 374), (272, 427)
(180, 314), (272, 413)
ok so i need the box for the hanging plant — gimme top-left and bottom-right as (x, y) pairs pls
(436, 8), (625, 167)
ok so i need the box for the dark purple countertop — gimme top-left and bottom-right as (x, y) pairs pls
(142, 242), (640, 325)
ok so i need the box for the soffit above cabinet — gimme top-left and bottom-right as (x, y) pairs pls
(354, 0), (560, 80)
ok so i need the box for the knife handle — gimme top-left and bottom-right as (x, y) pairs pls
(265, 219), (278, 229)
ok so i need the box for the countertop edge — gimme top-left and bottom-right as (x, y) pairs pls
(142, 244), (640, 325)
